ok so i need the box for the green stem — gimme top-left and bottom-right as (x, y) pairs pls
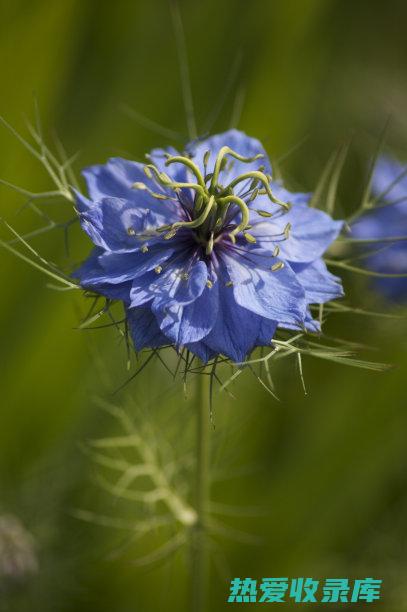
(191, 373), (210, 612)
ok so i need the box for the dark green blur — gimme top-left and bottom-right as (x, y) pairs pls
(0, 1), (406, 610)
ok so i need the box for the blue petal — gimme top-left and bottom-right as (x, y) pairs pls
(152, 280), (218, 345)
(129, 258), (208, 309)
(367, 242), (407, 275)
(128, 271), (158, 306)
(82, 157), (149, 201)
(76, 194), (178, 252)
(74, 245), (174, 286)
(75, 190), (92, 213)
(204, 280), (261, 362)
(364, 243), (407, 300)
(74, 249), (133, 302)
(90, 282), (132, 302)
(127, 307), (169, 350)
(248, 184), (310, 223)
(152, 260), (208, 309)
(184, 341), (216, 363)
(186, 129), (272, 185)
(97, 245), (175, 283)
(351, 200), (407, 241)
(221, 251), (306, 326)
(350, 156), (407, 301)
(277, 310), (321, 333)
(371, 156), (407, 204)
(73, 247), (104, 282)
(251, 203), (343, 263)
(255, 318), (278, 347)
(82, 157), (186, 219)
(268, 182), (311, 205)
(291, 260), (344, 304)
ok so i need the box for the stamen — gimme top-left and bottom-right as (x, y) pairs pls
(271, 262), (284, 272)
(164, 229), (178, 240)
(283, 222), (292, 239)
(132, 182), (172, 200)
(273, 245), (280, 257)
(205, 232), (214, 255)
(203, 150), (210, 170)
(256, 209), (273, 218)
(127, 228), (136, 236)
(156, 224), (172, 233)
(243, 232), (256, 244)
(141, 245), (149, 253)
(206, 279), (213, 288)
(144, 164), (171, 185)
(225, 280), (233, 287)
(248, 188), (259, 202)
(154, 266), (162, 274)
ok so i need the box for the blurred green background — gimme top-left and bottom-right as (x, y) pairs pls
(0, 0), (407, 610)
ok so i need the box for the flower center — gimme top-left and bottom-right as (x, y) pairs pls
(132, 146), (291, 254)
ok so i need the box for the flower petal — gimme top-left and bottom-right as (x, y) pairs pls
(291, 260), (344, 304)
(371, 156), (407, 204)
(129, 258), (208, 309)
(351, 200), (407, 241)
(252, 203), (343, 263)
(185, 341), (216, 363)
(152, 259), (208, 309)
(255, 318), (278, 347)
(82, 157), (149, 201)
(76, 194), (178, 252)
(98, 245), (175, 283)
(127, 307), (169, 350)
(152, 279), (218, 345)
(204, 280), (261, 362)
(221, 251), (306, 326)
(73, 249), (133, 302)
(277, 310), (321, 333)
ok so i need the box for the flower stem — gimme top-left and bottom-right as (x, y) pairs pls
(191, 373), (210, 612)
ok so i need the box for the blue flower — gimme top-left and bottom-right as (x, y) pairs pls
(74, 130), (343, 362)
(351, 156), (407, 300)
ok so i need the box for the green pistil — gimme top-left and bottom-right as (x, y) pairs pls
(166, 196), (216, 239)
(165, 155), (206, 189)
(210, 146), (264, 191)
(216, 194), (249, 241)
(135, 146), (290, 250)
(226, 171), (290, 210)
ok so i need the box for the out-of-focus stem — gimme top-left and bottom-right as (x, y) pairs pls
(191, 373), (210, 612)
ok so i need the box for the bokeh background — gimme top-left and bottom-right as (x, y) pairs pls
(0, 0), (406, 610)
